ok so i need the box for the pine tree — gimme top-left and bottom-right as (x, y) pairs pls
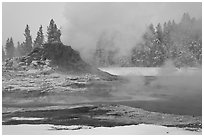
(172, 20), (176, 29)
(24, 25), (32, 52)
(131, 24), (157, 66)
(167, 20), (172, 29)
(156, 23), (163, 42)
(47, 19), (61, 43)
(14, 41), (21, 57)
(34, 25), (44, 48)
(163, 21), (172, 58)
(5, 37), (15, 59)
(142, 23), (156, 49)
(181, 13), (191, 25)
(131, 12), (202, 67)
(2, 46), (5, 61)
(17, 41), (23, 56)
(20, 25), (33, 56)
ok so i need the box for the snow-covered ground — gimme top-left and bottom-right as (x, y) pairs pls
(2, 124), (201, 135)
(99, 67), (200, 76)
(100, 67), (160, 76)
(11, 117), (45, 121)
(3, 67), (201, 135)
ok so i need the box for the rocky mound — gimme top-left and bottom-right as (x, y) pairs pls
(3, 43), (117, 80)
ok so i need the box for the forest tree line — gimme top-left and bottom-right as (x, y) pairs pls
(3, 13), (202, 67)
(93, 13), (202, 67)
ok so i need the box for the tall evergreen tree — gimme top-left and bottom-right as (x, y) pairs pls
(20, 25), (33, 56)
(156, 23), (163, 42)
(14, 41), (21, 57)
(5, 37), (15, 59)
(2, 46), (5, 61)
(24, 25), (32, 52)
(34, 25), (44, 48)
(17, 41), (23, 57)
(142, 23), (156, 49)
(47, 19), (61, 43)
(172, 20), (176, 29)
(163, 21), (173, 58)
(181, 13), (191, 25)
(131, 24), (157, 67)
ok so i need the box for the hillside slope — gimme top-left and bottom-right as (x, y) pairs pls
(4, 42), (117, 80)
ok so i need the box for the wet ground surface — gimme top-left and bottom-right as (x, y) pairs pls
(2, 104), (201, 132)
(2, 68), (202, 133)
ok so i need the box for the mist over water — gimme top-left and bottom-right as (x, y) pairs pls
(153, 61), (201, 95)
(107, 60), (202, 100)
(98, 60), (202, 115)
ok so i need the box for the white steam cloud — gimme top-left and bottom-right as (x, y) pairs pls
(62, 2), (201, 60)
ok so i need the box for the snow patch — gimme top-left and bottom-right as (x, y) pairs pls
(50, 125), (92, 130)
(99, 67), (160, 76)
(3, 124), (201, 135)
(99, 67), (200, 76)
(11, 117), (45, 121)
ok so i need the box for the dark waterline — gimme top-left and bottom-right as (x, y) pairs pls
(92, 94), (202, 116)
(97, 69), (202, 116)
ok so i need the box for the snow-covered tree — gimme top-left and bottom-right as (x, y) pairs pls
(156, 23), (163, 42)
(131, 12), (202, 67)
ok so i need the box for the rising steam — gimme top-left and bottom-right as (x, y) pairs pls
(62, 2), (201, 61)
(111, 60), (202, 101)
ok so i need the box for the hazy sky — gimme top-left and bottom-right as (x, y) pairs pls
(2, 2), (66, 45)
(2, 2), (202, 58)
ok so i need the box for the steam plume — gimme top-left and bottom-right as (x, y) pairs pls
(62, 2), (201, 60)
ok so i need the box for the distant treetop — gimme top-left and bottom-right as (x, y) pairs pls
(47, 19), (61, 43)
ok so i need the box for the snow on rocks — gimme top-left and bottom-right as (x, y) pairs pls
(50, 125), (93, 130)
